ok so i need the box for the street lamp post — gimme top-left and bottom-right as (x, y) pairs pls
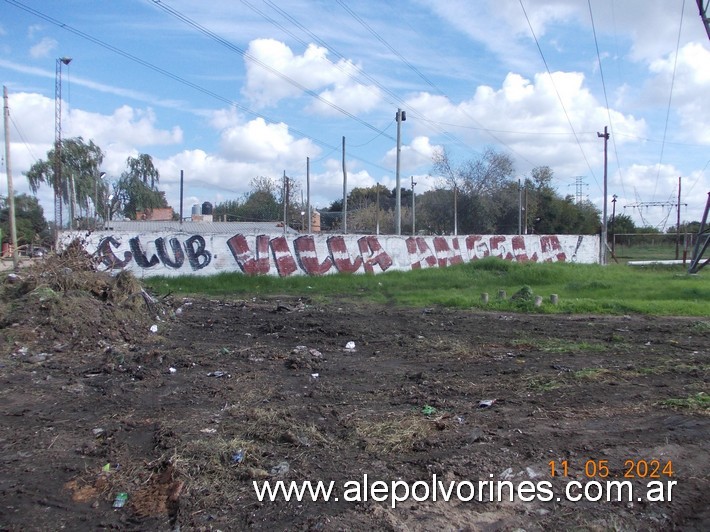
(411, 176), (416, 236)
(54, 56), (72, 234)
(395, 109), (406, 235)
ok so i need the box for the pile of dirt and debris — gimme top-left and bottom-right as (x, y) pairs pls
(0, 239), (168, 359)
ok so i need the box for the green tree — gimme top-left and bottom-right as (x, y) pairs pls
(611, 213), (636, 234)
(416, 188), (457, 234)
(113, 154), (168, 220)
(126, 153), (160, 189)
(431, 147), (516, 233)
(0, 194), (49, 246)
(243, 176), (282, 221)
(25, 137), (104, 224)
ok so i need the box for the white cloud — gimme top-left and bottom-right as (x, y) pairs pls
(66, 105), (183, 150)
(383, 135), (440, 171)
(647, 42), (710, 143)
(243, 39), (383, 114)
(29, 36), (57, 59)
(405, 70), (646, 176)
(215, 114), (320, 165)
(26, 24), (43, 39)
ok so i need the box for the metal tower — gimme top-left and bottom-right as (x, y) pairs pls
(54, 57), (71, 231)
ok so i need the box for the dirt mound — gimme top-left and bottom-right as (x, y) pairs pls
(0, 238), (167, 359)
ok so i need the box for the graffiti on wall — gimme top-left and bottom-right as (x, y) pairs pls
(90, 232), (592, 277)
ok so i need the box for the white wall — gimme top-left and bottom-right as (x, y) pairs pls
(61, 231), (599, 278)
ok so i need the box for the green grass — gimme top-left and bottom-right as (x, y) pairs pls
(660, 392), (710, 411)
(144, 257), (710, 316)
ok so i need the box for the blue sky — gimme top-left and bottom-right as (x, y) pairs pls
(1, 0), (709, 229)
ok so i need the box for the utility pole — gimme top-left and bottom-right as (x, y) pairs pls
(610, 194), (617, 256)
(376, 183), (380, 235)
(3, 86), (18, 270)
(306, 157), (311, 233)
(282, 170), (288, 235)
(453, 185), (458, 236)
(342, 136), (347, 234)
(411, 176), (416, 235)
(518, 179), (522, 235)
(179, 170), (184, 225)
(395, 109), (406, 235)
(597, 126), (609, 265)
(676, 176), (682, 260)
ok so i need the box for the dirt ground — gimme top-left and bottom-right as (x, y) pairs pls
(0, 255), (709, 531)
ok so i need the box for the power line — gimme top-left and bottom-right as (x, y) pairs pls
(259, 0), (489, 161)
(519, 0), (599, 192)
(587, 0), (627, 199)
(2, 0), (394, 176)
(149, 0), (395, 141)
(652, 0), (686, 201)
(335, 0), (536, 166)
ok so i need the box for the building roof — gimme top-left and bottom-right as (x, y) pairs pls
(102, 220), (300, 235)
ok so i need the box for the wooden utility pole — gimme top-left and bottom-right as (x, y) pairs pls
(3, 86), (19, 270)
(411, 175), (416, 235)
(342, 136), (347, 234)
(376, 183), (380, 235)
(306, 157), (311, 233)
(282, 170), (289, 235)
(598, 126), (609, 265)
(676, 176), (682, 260)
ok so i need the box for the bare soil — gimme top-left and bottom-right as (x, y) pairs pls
(0, 258), (708, 531)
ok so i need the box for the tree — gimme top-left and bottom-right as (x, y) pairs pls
(0, 194), (49, 246)
(25, 137), (104, 224)
(416, 188), (457, 234)
(113, 154), (167, 220)
(431, 147), (516, 233)
(126, 153), (160, 189)
(611, 213), (636, 234)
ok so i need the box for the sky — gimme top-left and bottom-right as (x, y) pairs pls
(1, 0), (709, 230)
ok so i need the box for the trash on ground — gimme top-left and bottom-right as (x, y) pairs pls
(150, 324), (158, 333)
(113, 492), (128, 508)
(478, 399), (497, 409)
(231, 450), (245, 464)
(200, 428), (217, 434)
(311, 373), (319, 379)
(207, 371), (231, 378)
(270, 461), (290, 477)
(168, 367), (177, 374)
(344, 341), (356, 351)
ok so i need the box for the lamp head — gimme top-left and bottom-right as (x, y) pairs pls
(60, 57), (72, 65)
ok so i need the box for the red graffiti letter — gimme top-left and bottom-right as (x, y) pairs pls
(540, 235), (566, 262)
(227, 234), (270, 275)
(511, 235), (531, 262)
(358, 236), (393, 273)
(327, 236), (363, 273)
(294, 235), (333, 275)
(433, 237), (464, 267)
(465, 235), (488, 260)
(406, 237), (437, 269)
(269, 236), (298, 277)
